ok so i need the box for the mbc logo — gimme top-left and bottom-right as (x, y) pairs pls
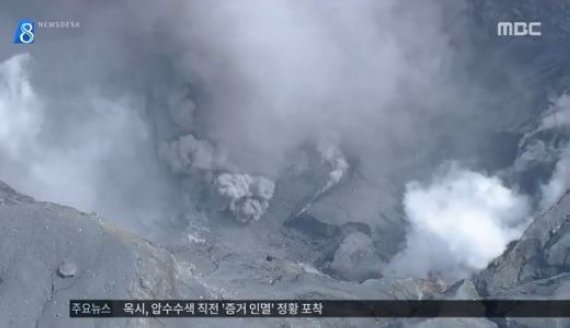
(497, 22), (542, 36)
(13, 19), (35, 44)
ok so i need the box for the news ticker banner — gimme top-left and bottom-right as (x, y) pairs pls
(70, 300), (570, 318)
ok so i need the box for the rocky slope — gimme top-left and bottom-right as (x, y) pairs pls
(0, 180), (504, 328)
(3, 178), (569, 327)
(472, 191), (570, 328)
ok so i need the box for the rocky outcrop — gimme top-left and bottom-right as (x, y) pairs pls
(0, 181), (434, 327)
(0, 182), (213, 328)
(2, 178), (569, 328)
(476, 191), (570, 296)
(471, 191), (570, 328)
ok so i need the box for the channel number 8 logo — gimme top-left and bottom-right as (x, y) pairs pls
(14, 20), (35, 44)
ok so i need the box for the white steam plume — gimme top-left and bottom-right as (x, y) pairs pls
(539, 94), (570, 131)
(0, 53), (174, 234)
(294, 141), (349, 218)
(540, 149), (570, 210)
(0, 54), (41, 159)
(538, 94), (570, 210)
(387, 164), (531, 281)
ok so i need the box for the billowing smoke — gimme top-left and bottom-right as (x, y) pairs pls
(538, 94), (570, 210)
(159, 135), (230, 173)
(513, 93), (570, 211)
(0, 52), (174, 235)
(213, 173), (275, 223)
(387, 164), (531, 281)
(316, 140), (350, 192)
(539, 94), (570, 131)
(0, 0), (542, 254)
(294, 140), (349, 218)
(0, 54), (41, 160)
(541, 149), (570, 210)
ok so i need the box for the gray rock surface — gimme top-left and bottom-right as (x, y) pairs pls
(329, 232), (386, 282)
(472, 193), (570, 328)
(0, 181), (214, 328)
(476, 191), (570, 295)
(0, 179), (537, 328)
(0, 180), (415, 327)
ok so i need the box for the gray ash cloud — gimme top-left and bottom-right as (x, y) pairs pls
(0, 0), (566, 279)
